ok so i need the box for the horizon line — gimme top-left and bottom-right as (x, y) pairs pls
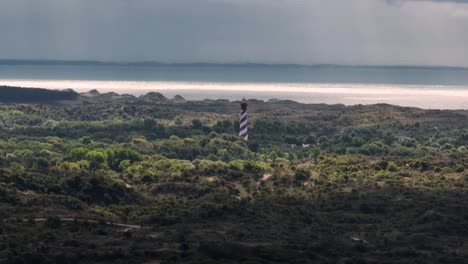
(1, 59), (467, 71)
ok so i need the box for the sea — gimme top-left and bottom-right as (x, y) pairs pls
(0, 61), (467, 109)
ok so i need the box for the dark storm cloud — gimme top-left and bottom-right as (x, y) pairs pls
(419, 0), (468, 2)
(387, 0), (468, 5)
(0, 0), (467, 66)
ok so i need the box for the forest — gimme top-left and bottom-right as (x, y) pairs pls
(0, 92), (467, 263)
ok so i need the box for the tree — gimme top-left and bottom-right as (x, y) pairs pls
(69, 147), (88, 161)
(294, 168), (310, 182)
(86, 150), (107, 170)
(191, 119), (203, 129)
(107, 148), (143, 171)
(81, 136), (92, 145)
(174, 116), (183, 126)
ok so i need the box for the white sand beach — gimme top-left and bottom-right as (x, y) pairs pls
(1, 79), (467, 109)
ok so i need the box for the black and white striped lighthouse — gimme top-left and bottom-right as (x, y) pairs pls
(239, 99), (248, 141)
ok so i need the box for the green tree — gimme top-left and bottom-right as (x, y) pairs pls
(107, 148), (143, 171)
(81, 136), (92, 145)
(69, 147), (88, 161)
(86, 150), (107, 170)
(174, 116), (183, 126)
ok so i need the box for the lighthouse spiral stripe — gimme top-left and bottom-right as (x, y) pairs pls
(239, 109), (248, 140)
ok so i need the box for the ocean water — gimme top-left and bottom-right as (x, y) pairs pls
(0, 62), (467, 109)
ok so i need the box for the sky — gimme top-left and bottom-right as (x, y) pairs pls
(0, 0), (468, 66)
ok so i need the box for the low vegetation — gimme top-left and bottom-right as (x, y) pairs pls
(0, 93), (467, 263)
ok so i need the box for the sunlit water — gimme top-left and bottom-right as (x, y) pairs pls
(1, 63), (467, 109)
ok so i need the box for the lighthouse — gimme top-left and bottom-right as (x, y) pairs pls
(239, 99), (248, 141)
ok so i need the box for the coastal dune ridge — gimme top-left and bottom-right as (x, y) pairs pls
(1, 79), (467, 109)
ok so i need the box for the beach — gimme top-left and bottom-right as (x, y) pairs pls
(0, 79), (467, 109)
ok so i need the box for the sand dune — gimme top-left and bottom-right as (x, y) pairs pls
(1, 79), (467, 109)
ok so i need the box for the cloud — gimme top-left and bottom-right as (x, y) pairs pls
(0, 0), (467, 66)
(387, 0), (468, 6)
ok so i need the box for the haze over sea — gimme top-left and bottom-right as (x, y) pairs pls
(0, 61), (467, 109)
